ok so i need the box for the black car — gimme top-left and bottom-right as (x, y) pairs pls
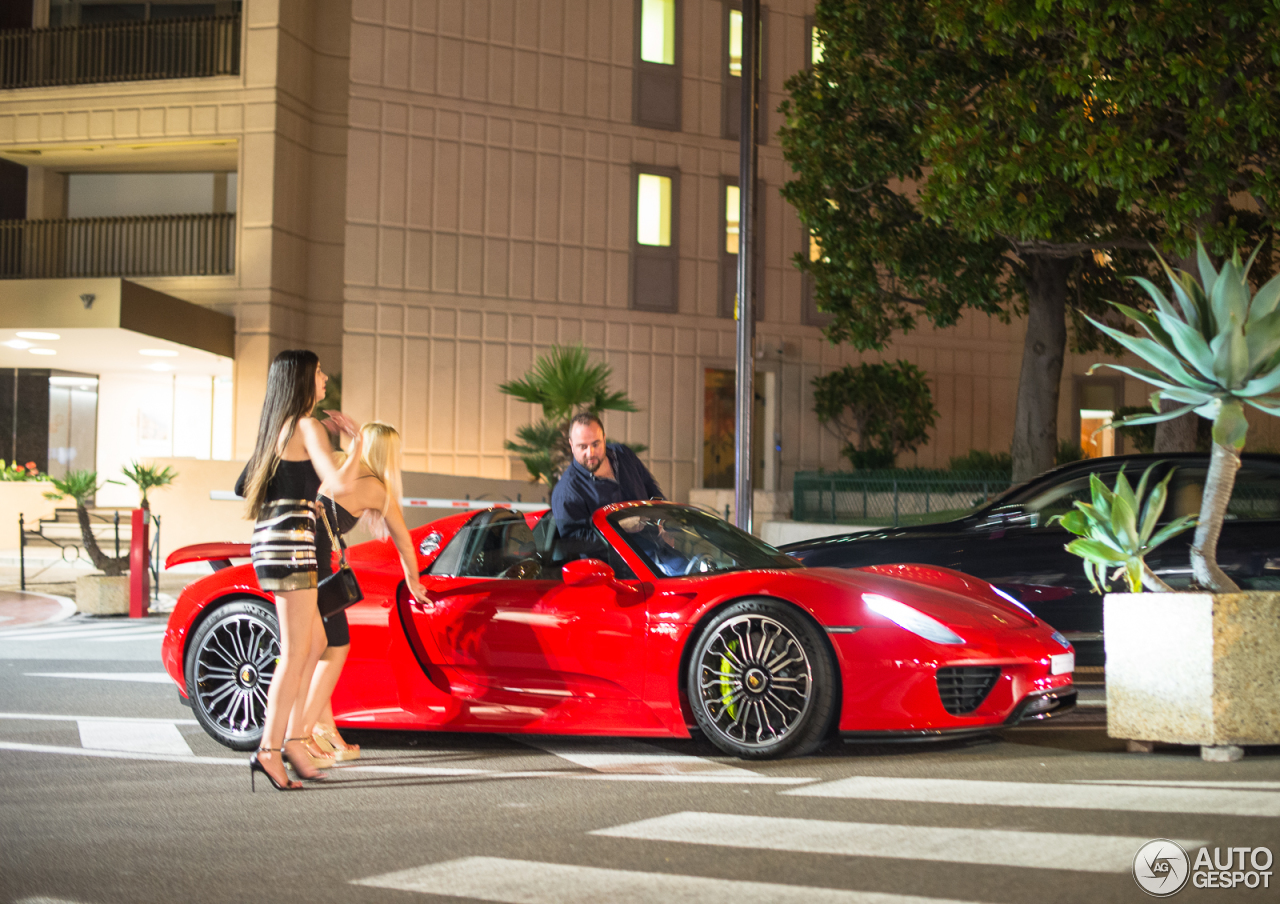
(781, 453), (1280, 665)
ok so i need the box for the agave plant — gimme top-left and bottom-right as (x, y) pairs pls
(1049, 464), (1196, 593)
(1086, 238), (1280, 592)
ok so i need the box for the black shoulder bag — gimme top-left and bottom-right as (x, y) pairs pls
(317, 495), (364, 619)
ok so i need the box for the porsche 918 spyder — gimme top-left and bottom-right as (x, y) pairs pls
(163, 502), (1076, 759)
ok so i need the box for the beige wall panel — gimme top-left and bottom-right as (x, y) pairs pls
(484, 239), (510, 297)
(346, 224), (378, 285)
(428, 336), (457, 452)
(410, 33), (438, 94)
(381, 133), (408, 224)
(408, 137), (436, 228)
(436, 37), (463, 97)
(458, 236), (483, 294)
(385, 27), (412, 90)
(437, 0), (462, 36)
(463, 41), (489, 102)
(434, 140), (460, 230)
(378, 227), (406, 287)
(376, 334), (405, 425)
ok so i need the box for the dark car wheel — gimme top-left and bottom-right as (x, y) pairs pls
(686, 598), (838, 759)
(183, 598), (278, 751)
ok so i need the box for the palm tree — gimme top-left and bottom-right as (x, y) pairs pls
(121, 460), (176, 513)
(500, 345), (641, 488)
(43, 471), (128, 576)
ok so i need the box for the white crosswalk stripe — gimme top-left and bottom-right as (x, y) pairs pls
(784, 775), (1280, 817)
(77, 718), (194, 756)
(591, 811), (1203, 873)
(353, 856), (983, 904)
(25, 671), (173, 683)
(0, 621), (165, 642)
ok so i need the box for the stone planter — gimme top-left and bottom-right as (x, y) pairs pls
(1104, 591), (1280, 761)
(76, 574), (129, 615)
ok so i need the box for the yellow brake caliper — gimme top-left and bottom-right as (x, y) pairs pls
(719, 639), (739, 719)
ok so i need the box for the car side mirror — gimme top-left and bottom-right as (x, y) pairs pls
(562, 558), (613, 587)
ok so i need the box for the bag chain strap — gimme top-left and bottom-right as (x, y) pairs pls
(317, 495), (350, 570)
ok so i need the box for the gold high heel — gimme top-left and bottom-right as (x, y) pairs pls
(313, 724), (361, 762)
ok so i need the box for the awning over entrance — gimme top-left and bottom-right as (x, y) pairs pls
(0, 278), (234, 364)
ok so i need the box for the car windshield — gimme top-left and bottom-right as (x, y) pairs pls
(606, 505), (801, 577)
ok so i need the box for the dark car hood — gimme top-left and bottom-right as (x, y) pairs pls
(780, 519), (971, 553)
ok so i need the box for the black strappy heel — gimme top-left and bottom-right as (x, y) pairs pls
(250, 747), (303, 792)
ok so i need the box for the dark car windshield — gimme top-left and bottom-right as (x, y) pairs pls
(606, 505), (800, 577)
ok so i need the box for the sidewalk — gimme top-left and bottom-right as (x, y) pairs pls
(0, 551), (209, 615)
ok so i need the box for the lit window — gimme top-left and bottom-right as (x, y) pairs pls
(725, 184), (740, 254)
(728, 9), (742, 77)
(1080, 409), (1115, 458)
(811, 26), (824, 65)
(640, 0), (675, 65)
(637, 173), (672, 246)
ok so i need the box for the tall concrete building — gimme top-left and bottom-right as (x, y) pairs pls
(1, 0), (1190, 513)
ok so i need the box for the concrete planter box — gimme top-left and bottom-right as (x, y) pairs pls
(76, 574), (129, 615)
(1104, 591), (1280, 760)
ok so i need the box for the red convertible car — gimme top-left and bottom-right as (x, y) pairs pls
(162, 502), (1076, 759)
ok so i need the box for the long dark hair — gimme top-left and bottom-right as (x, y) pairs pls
(242, 349), (319, 519)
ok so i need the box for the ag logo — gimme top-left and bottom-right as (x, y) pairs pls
(1133, 839), (1190, 896)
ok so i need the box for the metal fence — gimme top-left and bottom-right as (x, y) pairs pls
(0, 15), (240, 88)
(793, 470), (1013, 526)
(0, 213), (235, 278)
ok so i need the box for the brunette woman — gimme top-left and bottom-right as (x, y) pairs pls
(238, 350), (360, 792)
(298, 421), (427, 760)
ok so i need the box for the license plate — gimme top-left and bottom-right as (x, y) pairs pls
(1050, 652), (1074, 675)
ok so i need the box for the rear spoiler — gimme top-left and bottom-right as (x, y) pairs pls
(166, 542), (252, 571)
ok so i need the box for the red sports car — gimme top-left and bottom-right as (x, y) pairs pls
(162, 502), (1076, 759)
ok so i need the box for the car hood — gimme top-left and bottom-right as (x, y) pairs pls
(780, 519), (971, 553)
(777, 566), (1038, 633)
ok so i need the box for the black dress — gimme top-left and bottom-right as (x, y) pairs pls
(238, 459), (322, 592)
(316, 495), (360, 647)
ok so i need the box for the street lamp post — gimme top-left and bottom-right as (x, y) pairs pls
(734, 0), (760, 533)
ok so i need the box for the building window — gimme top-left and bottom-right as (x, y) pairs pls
(633, 0), (682, 131)
(720, 179), (763, 320)
(808, 19), (824, 67)
(637, 173), (673, 247)
(723, 2), (766, 142)
(631, 166), (680, 311)
(801, 229), (832, 327)
(1073, 377), (1124, 458)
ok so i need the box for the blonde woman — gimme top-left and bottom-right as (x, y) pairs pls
(237, 350), (361, 792)
(297, 422), (426, 759)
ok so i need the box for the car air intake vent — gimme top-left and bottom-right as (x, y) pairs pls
(936, 666), (1000, 715)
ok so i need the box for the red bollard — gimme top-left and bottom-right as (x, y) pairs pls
(129, 508), (150, 618)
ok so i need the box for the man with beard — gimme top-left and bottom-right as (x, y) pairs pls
(551, 412), (664, 540)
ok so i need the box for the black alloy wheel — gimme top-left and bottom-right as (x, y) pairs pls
(184, 598), (278, 750)
(686, 598), (838, 759)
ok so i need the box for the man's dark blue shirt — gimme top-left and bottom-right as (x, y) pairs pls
(551, 442), (664, 539)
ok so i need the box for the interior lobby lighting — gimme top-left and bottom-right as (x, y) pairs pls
(139, 349), (179, 357)
(16, 332), (60, 340)
(147, 362), (173, 372)
(28, 348), (56, 356)
(3, 339), (33, 349)
(49, 376), (98, 388)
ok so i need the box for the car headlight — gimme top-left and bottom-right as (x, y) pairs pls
(863, 593), (965, 645)
(991, 585), (1037, 619)
(1050, 630), (1070, 650)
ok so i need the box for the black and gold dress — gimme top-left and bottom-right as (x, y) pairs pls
(239, 459), (322, 591)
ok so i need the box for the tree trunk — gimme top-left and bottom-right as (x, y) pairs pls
(76, 504), (128, 577)
(1154, 398), (1198, 452)
(1190, 440), (1241, 592)
(1011, 256), (1071, 483)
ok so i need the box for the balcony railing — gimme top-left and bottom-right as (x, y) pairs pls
(0, 213), (235, 279)
(0, 15), (240, 89)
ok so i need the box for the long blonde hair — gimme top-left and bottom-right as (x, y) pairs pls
(359, 421), (403, 540)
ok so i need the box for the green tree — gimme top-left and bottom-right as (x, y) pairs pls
(500, 345), (641, 488)
(121, 460), (176, 513)
(44, 470), (128, 576)
(780, 1), (1280, 482)
(812, 361), (939, 469)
